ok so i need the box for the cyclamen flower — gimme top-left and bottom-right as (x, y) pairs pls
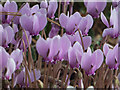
(59, 12), (93, 35)
(11, 24), (32, 50)
(40, 0), (48, 8)
(0, 24), (14, 47)
(101, 7), (119, 38)
(36, 35), (60, 62)
(59, 12), (82, 35)
(81, 47), (104, 75)
(0, 0), (18, 24)
(103, 43), (119, 69)
(15, 2), (46, 24)
(0, 46), (23, 80)
(66, 31), (91, 50)
(48, 0), (58, 18)
(13, 68), (41, 87)
(78, 14), (93, 35)
(36, 35), (71, 62)
(49, 23), (60, 38)
(19, 3), (41, 16)
(84, 0), (107, 18)
(68, 42), (83, 68)
(20, 11), (47, 35)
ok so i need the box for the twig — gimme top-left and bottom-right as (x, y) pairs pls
(78, 28), (85, 52)
(23, 28), (37, 88)
(64, 68), (73, 88)
(43, 62), (47, 88)
(58, 0), (61, 17)
(47, 18), (61, 27)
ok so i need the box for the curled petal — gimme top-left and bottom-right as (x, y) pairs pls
(0, 46), (9, 70)
(20, 15), (33, 33)
(82, 36), (92, 50)
(102, 28), (114, 37)
(86, 14), (93, 33)
(92, 49), (104, 71)
(103, 43), (110, 56)
(48, 35), (60, 60)
(19, 3), (31, 16)
(48, 0), (58, 18)
(68, 47), (78, 68)
(31, 4), (39, 14)
(106, 50), (116, 69)
(10, 49), (23, 69)
(40, 1), (48, 8)
(59, 34), (71, 59)
(6, 58), (16, 79)
(81, 53), (93, 74)
(59, 13), (68, 28)
(33, 15), (40, 35)
(96, 2), (107, 13)
(101, 12), (109, 27)
(4, 26), (14, 44)
(73, 42), (83, 65)
(72, 12), (82, 26)
(36, 36), (49, 58)
(35, 12), (47, 31)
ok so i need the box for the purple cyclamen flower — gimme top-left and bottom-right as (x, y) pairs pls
(81, 47), (104, 75)
(19, 3), (41, 16)
(10, 49), (23, 69)
(15, 3), (45, 24)
(66, 31), (91, 50)
(48, 0), (58, 18)
(58, 34), (71, 61)
(103, 43), (119, 69)
(11, 24), (32, 50)
(68, 42), (83, 68)
(59, 12), (82, 35)
(0, 0), (18, 24)
(0, 24), (14, 47)
(13, 68), (41, 87)
(40, 0), (48, 8)
(49, 23), (60, 38)
(20, 11), (47, 35)
(78, 14), (93, 35)
(0, 46), (23, 80)
(36, 35), (60, 62)
(84, 0), (107, 18)
(101, 6), (119, 38)
(36, 34), (71, 62)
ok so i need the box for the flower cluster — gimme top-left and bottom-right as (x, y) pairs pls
(0, 0), (120, 89)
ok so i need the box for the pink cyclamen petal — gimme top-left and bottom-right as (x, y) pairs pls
(6, 58), (16, 80)
(73, 42), (83, 65)
(59, 13), (68, 28)
(40, 1), (48, 8)
(48, 0), (58, 18)
(10, 49), (23, 69)
(92, 49), (104, 71)
(36, 36), (49, 59)
(59, 34), (71, 60)
(48, 35), (60, 61)
(68, 47), (78, 68)
(101, 12), (109, 27)
(103, 43), (110, 56)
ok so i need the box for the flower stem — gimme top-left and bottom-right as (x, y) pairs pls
(47, 18), (61, 27)
(78, 28), (85, 52)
